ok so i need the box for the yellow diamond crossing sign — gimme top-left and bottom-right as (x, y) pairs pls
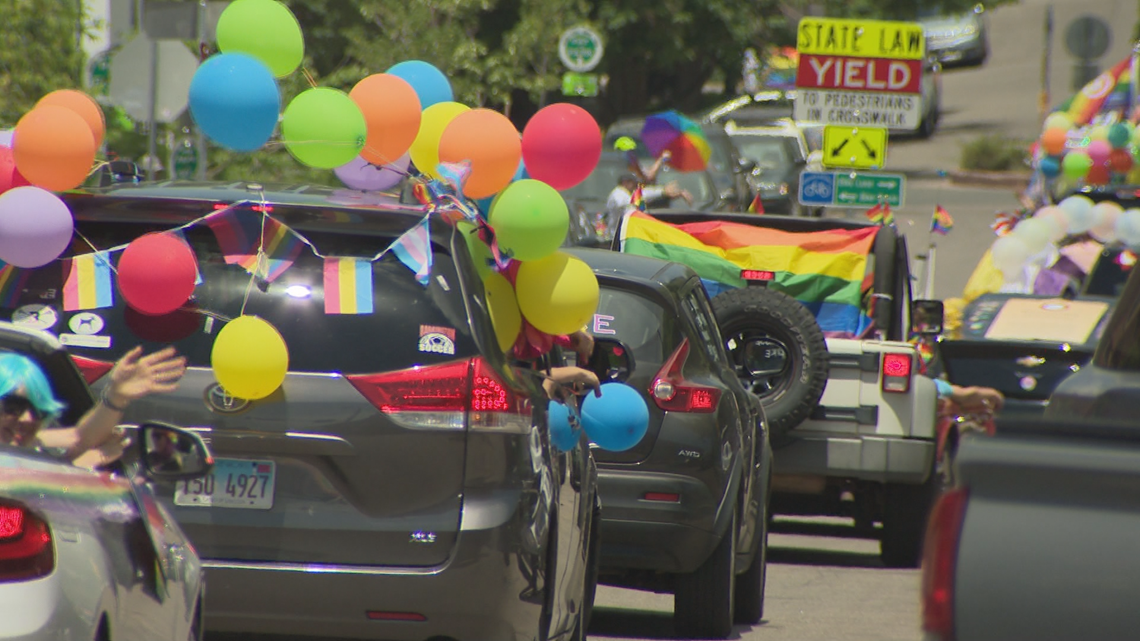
(822, 126), (888, 170)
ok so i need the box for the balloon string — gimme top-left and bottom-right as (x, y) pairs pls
(72, 230), (120, 275)
(301, 66), (318, 89)
(239, 192), (270, 317)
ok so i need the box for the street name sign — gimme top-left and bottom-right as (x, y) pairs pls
(821, 125), (888, 170)
(798, 170), (905, 208)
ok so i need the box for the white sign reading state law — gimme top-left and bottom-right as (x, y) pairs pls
(794, 88), (921, 129)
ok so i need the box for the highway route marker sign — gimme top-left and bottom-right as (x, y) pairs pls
(821, 125), (888, 170)
(798, 170), (906, 208)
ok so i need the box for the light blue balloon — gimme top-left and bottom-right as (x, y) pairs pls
(1039, 155), (1061, 178)
(513, 158), (529, 182)
(547, 400), (581, 452)
(189, 53), (280, 152)
(581, 383), (650, 452)
(386, 60), (453, 109)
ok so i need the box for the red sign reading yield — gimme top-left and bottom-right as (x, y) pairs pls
(795, 54), (923, 94)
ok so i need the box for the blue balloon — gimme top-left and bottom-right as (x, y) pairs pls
(189, 53), (280, 152)
(513, 158), (529, 182)
(1039, 155), (1061, 178)
(581, 383), (650, 452)
(386, 60), (453, 109)
(547, 400), (581, 452)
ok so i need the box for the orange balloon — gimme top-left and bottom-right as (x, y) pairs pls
(36, 89), (106, 148)
(350, 73), (422, 165)
(13, 106), (97, 192)
(1041, 127), (1067, 156)
(438, 108), (521, 199)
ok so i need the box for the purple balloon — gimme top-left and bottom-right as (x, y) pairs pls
(0, 187), (74, 267)
(334, 154), (410, 191)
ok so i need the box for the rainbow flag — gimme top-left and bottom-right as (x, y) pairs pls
(206, 207), (304, 282)
(931, 205), (954, 235)
(630, 186), (647, 212)
(0, 264), (30, 308)
(1055, 57), (1133, 127)
(747, 193), (765, 214)
(323, 257), (374, 314)
(865, 202), (894, 225)
(621, 213), (878, 335)
(62, 252), (113, 311)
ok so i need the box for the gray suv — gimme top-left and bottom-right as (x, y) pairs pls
(19, 182), (600, 641)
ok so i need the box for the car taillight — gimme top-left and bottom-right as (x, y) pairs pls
(345, 357), (531, 433)
(650, 339), (721, 413)
(740, 269), (775, 282)
(0, 502), (53, 583)
(70, 355), (114, 385)
(882, 352), (913, 393)
(921, 487), (969, 641)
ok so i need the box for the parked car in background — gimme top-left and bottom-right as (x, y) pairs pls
(723, 121), (812, 216)
(13, 182), (601, 641)
(568, 248), (771, 639)
(0, 322), (210, 641)
(918, 3), (989, 67)
(603, 117), (754, 211)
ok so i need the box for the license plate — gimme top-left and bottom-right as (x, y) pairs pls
(174, 458), (276, 510)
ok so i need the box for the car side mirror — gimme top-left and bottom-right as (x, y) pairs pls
(912, 299), (945, 335)
(737, 158), (757, 174)
(586, 338), (635, 384)
(138, 422), (214, 481)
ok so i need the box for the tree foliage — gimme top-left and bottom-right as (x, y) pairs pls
(0, 0), (87, 125)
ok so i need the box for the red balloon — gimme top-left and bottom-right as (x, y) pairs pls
(1109, 148), (1134, 173)
(521, 104), (602, 191)
(117, 232), (199, 316)
(0, 147), (30, 195)
(1086, 164), (1111, 186)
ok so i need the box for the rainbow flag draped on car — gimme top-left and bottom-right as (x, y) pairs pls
(620, 213), (878, 336)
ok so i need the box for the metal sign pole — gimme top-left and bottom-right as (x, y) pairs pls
(196, 0), (209, 181)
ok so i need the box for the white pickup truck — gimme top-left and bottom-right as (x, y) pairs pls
(622, 212), (939, 567)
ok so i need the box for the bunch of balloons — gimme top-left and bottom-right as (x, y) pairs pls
(1036, 112), (1140, 186)
(548, 383), (651, 453)
(990, 194), (1140, 281)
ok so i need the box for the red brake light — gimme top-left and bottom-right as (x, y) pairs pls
(70, 355), (114, 385)
(214, 203), (273, 212)
(741, 269), (775, 282)
(0, 502), (53, 583)
(650, 339), (721, 413)
(921, 487), (969, 640)
(345, 357), (531, 432)
(882, 352), (913, 393)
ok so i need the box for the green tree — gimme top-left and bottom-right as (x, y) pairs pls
(0, 0), (87, 125)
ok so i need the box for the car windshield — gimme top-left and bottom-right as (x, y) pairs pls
(561, 162), (715, 208)
(732, 135), (799, 171)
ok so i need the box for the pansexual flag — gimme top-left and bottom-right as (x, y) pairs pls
(392, 217), (432, 286)
(206, 207), (304, 282)
(931, 205), (954, 235)
(0, 264), (30, 308)
(323, 257), (374, 314)
(62, 251), (114, 311)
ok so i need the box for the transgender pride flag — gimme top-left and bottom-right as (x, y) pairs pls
(391, 216), (432, 286)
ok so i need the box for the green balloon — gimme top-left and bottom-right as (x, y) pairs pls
(1061, 151), (1093, 180)
(216, 0), (304, 78)
(488, 179), (569, 262)
(1108, 123), (1132, 149)
(281, 88), (366, 169)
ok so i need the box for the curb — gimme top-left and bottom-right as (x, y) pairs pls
(944, 170), (1031, 190)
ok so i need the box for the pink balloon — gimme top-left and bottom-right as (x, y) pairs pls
(334, 153), (409, 191)
(0, 146), (31, 195)
(522, 104), (602, 191)
(1033, 205), (1069, 240)
(1086, 139), (1112, 165)
(0, 186), (73, 267)
(1090, 202), (1123, 243)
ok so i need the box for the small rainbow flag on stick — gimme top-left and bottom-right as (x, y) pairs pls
(865, 202), (894, 225)
(323, 257), (374, 314)
(931, 205), (954, 235)
(0, 264), (30, 308)
(62, 251), (113, 311)
(630, 185), (647, 212)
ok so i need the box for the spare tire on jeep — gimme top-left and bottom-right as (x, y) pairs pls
(711, 287), (829, 438)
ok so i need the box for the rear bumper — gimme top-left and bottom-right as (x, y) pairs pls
(201, 525), (544, 641)
(772, 433), (934, 484)
(595, 469), (724, 574)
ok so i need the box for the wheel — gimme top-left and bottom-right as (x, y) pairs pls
(712, 288), (830, 438)
(880, 470), (939, 568)
(675, 509), (737, 639)
(733, 505), (768, 624)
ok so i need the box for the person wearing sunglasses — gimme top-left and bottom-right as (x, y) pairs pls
(0, 345), (187, 468)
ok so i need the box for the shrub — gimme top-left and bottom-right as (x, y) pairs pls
(960, 135), (1031, 171)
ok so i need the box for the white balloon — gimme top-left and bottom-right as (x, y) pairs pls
(991, 235), (1033, 280)
(1116, 208), (1140, 248)
(1011, 218), (1053, 254)
(1057, 195), (1097, 234)
(1089, 201), (1123, 242)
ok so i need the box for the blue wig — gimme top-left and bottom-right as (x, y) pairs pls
(0, 353), (66, 421)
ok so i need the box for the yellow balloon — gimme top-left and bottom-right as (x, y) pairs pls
(408, 101), (469, 179)
(211, 316), (289, 400)
(1088, 125), (1110, 141)
(1042, 112), (1073, 133)
(515, 252), (599, 336)
(484, 272), (522, 352)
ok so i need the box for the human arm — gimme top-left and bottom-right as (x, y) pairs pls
(643, 150), (672, 183)
(542, 366), (600, 400)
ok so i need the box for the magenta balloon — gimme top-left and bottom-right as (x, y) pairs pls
(1086, 139), (1112, 164)
(334, 153), (410, 191)
(522, 104), (602, 190)
(0, 186), (74, 267)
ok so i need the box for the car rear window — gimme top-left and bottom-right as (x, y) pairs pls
(1, 220), (477, 376)
(591, 287), (676, 365)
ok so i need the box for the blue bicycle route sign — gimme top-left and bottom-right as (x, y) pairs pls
(797, 170), (906, 208)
